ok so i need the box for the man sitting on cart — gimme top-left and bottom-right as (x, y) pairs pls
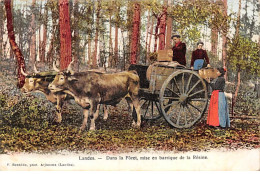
(171, 34), (187, 66)
(191, 41), (211, 70)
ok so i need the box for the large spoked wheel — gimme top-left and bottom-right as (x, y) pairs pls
(159, 70), (208, 128)
(139, 97), (162, 120)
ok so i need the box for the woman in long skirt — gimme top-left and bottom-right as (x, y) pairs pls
(207, 68), (230, 128)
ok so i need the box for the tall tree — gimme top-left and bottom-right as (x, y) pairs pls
(0, 2), (4, 60)
(113, 6), (120, 68)
(233, 0), (242, 108)
(130, 2), (141, 64)
(145, 11), (150, 56)
(40, 5), (48, 63)
(59, 0), (72, 70)
(148, 17), (154, 56)
(4, 0), (26, 88)
(211, 0), (219, 57)
(29, 0), (36, 68)
(222, 0), (228, 80)
(72, 0), (79, 71)
(165, 0), (173, 49)
(158, 6), (167, 50)
(92, 0), (101, 68)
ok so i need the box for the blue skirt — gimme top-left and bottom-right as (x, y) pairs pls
(194, 59), (204, 70)
(218, 92), (230, 127)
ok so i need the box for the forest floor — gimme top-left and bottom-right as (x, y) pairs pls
(0, 72), (259, 153)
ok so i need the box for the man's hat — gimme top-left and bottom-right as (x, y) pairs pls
(171, 33), (180, 39)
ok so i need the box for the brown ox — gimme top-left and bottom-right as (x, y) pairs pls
(48, 70), (141, 131)
(21, 69), (73, 123)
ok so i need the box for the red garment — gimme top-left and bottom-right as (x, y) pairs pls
(207, 90), (220, 126)
(172, 42), (186, 66)
(191, 49), (209, 67)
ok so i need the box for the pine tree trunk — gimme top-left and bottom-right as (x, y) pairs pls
(40, 6), (48, 63)
(222, 0), (228, 80)
(4, 0), (26, 88)
(165, 0), (173, 49)
(158, 6), (167, 50)
(59, 0), (72, 70)
(87, 36), (92, 66)
(233, 67), (241, 109)
(92, 1), (101, 68)
(46, 33), (54, 68)
(233, 0), (242, 108)
(211, 27), (218, 56)
(259, 0), (260, 48)
(29, 0), (36, 68)
(114, 25), (119, 68)
(73, 0), (79, 71)
(38, 27), (42, 62)
(108, 14), (113, 68)
(127, 2), (133, 63)
(145, 11), (150, 62)
(148, 17), (154, 55)
(130, 2), (141, 64)
(154, 16), (160, 52)
(0, 2), (4, 60)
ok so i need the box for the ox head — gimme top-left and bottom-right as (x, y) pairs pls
(21, 63), (57, 93)
(48, 60), (77, 92)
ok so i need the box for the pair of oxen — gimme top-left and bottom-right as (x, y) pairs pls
(21, 61), (141, 131)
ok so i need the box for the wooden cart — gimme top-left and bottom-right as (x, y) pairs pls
(129, 62), (209, 129)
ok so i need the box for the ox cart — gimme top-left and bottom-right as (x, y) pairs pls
(129, 61), (210, 129)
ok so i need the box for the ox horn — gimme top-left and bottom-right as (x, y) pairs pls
(67, 59), (75, 74)
(53, 61), (60, 72)
(21, 67), (28, 76)
(33, 62), (40, 73)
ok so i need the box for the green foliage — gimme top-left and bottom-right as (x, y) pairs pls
(0, 92), (50, 130)
(234, 85), (260, 116)
(167, 0), (231, 46)
(227, 35), (260, 76)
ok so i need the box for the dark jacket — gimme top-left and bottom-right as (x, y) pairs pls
(210, 76), (225, 92)
(191, 49), (209, 67)
(172, 42), (186, 66)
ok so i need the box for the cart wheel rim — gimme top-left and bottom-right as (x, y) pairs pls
(159, 70), (208, 128)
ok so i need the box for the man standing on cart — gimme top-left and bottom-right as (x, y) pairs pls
(171, 34), (187, 66)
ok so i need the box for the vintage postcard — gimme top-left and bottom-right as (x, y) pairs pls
(0, 0), (259, 171)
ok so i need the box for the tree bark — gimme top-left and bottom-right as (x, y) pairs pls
(59, 0), (72, 70)
(153, 15), (160, 52)
(233, 67), (241, 109)
(4, 0), (26, 88)
(211, 27), (218, 56)
(29, 0), (36, 68)
(87, 36), (92, 66)
(233, 0), (242, 108)
(0, 2), (4, 60)
(222, 0), (228, 80)
(113, 6), (120, 68)
(235, 0), (241, 38)
(145, 10), (150, 61)
(148, 17), (154, 55)
(40, 5), (48, 63)
(165, 0), (173, 49)
(158, 6), (167, 50)
(108, 14), (113, 68)
(92, 1), (101, 68)
(130, 2), (141, 64)
(73, 0), (79, 71)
